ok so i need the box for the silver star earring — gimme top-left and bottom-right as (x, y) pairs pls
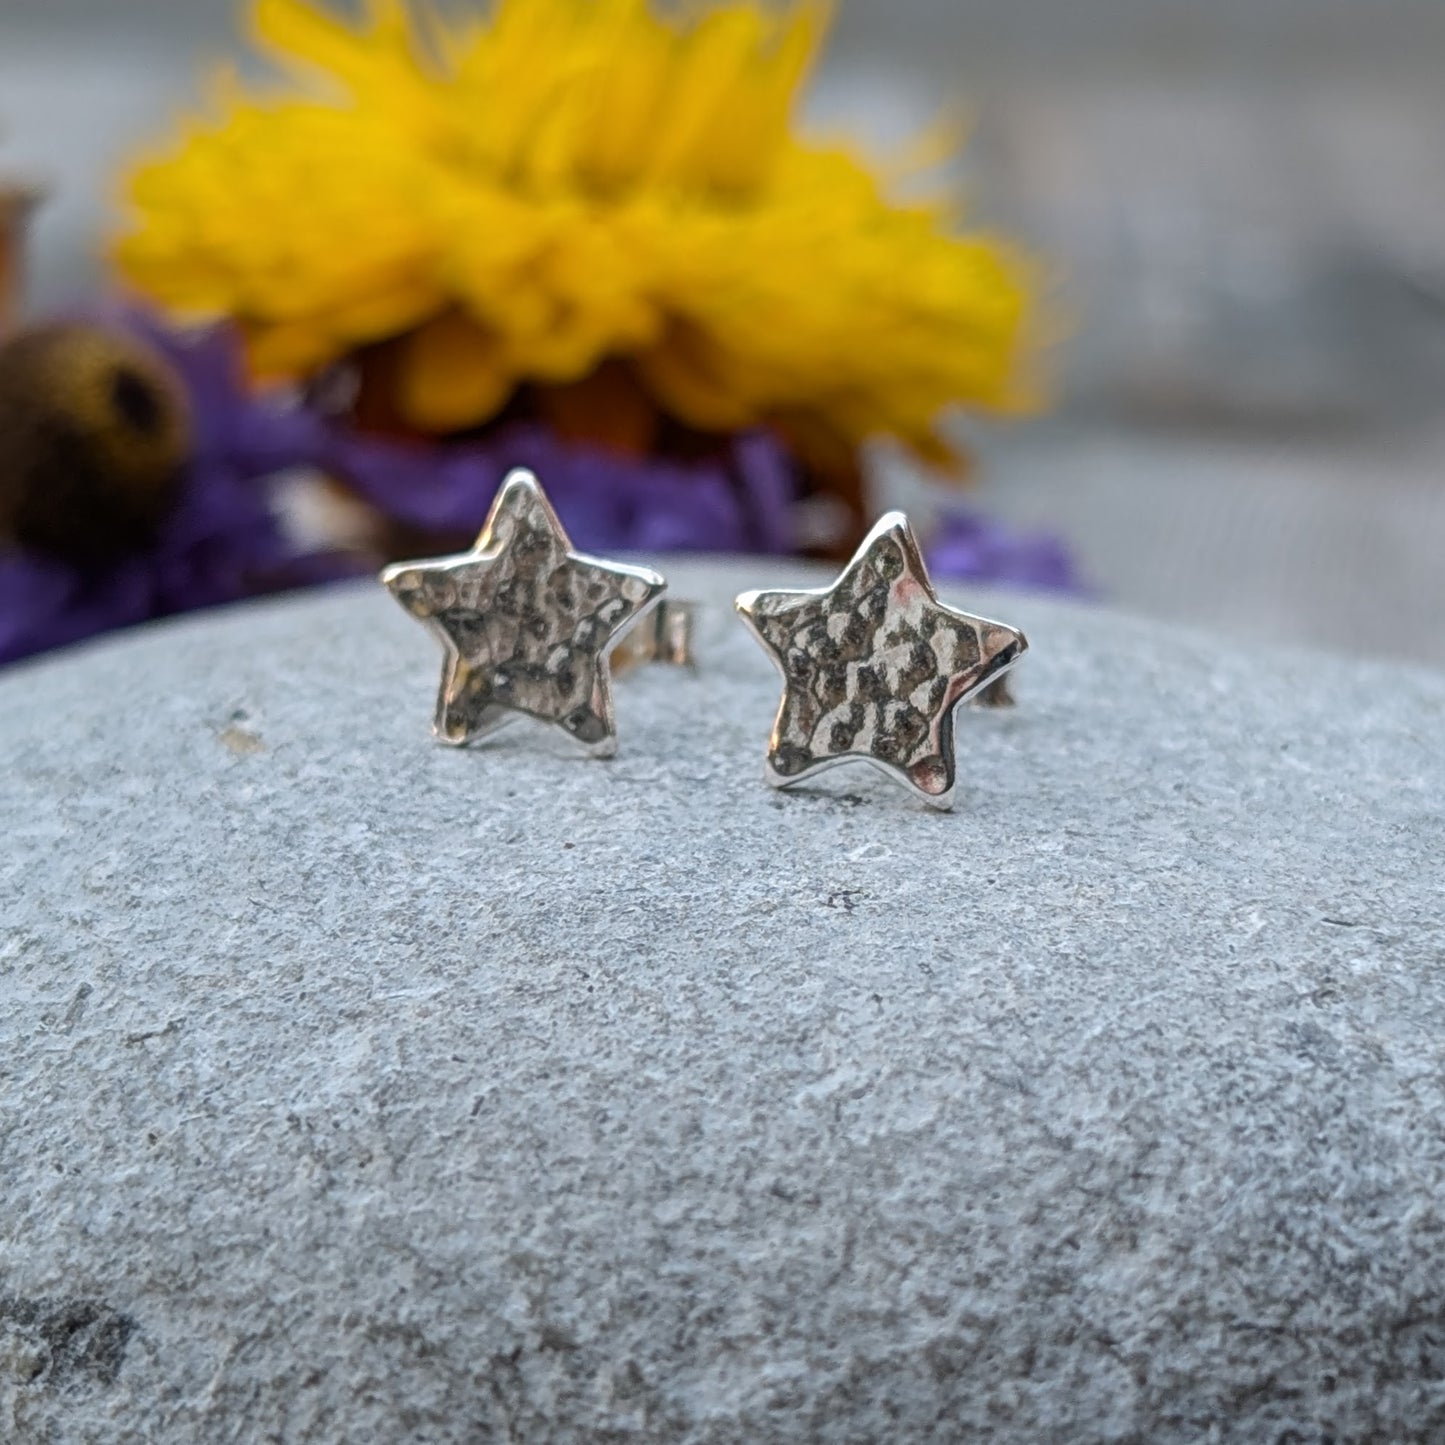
(735, 511), (1028, 809)
(382, 468), (690, 758)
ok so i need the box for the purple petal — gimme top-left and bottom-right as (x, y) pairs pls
(325, 421), (800, 557)
(926, 506), (1091, 596)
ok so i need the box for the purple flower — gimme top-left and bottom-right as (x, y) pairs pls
(925, 505), (1089, 595)
(0, 313), (802, 669)
(318, 423), (797, 557)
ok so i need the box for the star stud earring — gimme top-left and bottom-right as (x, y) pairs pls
(735, 512), (1028, 809)
(382, 468), (680, 758)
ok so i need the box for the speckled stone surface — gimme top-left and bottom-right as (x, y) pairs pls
(2, 560), (1444, 1443)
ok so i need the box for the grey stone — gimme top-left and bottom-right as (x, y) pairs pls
(1, 559), (1444, 1443)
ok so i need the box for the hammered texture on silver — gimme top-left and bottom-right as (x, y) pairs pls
(736, 514), (1027, 805)
(383, 471), (664, 753)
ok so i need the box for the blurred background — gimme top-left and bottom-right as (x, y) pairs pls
(3, 0), (1445, 665)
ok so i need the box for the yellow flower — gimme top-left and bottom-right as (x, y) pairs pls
(114, 0), (1038, 469)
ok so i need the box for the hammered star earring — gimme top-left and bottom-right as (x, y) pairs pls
(735, 511), (1028, 809)
(382, 468), (693, 758)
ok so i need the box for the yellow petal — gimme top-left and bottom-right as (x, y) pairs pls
(395, 310), (514, 433)
(114, 0), (1044, 457)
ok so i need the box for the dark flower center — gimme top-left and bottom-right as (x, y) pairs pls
(111, 365), (163, 436)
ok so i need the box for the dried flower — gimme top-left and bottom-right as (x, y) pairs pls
(926, 506), (1088, 595)
(0, 322), (192, 562)
(324, 423), (797, 556)
(115, 0), (1037, 477)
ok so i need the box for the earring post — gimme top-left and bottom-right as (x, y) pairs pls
(611, 600), (698, 675)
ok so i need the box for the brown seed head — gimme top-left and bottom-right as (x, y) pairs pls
(0, 321), (192, 563)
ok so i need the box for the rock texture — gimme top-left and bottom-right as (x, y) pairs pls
(1, 560), (1444, 1443)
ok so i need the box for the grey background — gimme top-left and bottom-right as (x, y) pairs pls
(8, 0), (1445, 69)
(2, 0), (1445, 667)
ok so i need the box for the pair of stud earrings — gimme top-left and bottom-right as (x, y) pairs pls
(381, 469), (1027, 810)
